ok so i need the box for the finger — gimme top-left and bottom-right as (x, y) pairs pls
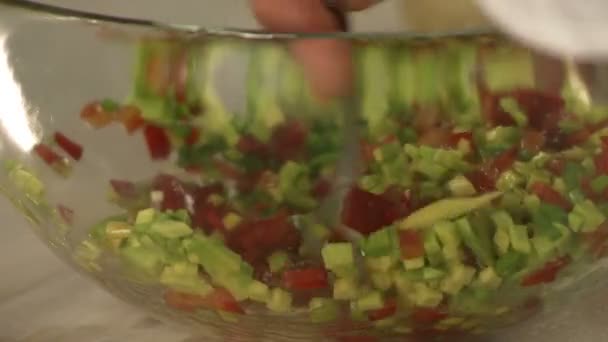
(290, 39), (354, 100)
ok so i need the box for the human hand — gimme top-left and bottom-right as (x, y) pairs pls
(250, 0), (378, 100)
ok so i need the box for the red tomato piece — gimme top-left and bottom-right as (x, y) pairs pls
(520, 130), (546, 155)
(110, 179), (138, 199)
(487, 146), (518, 178)
(152, 174), (187, 211)
(282, 268), (328, 290)
(237, 134), (269, 158)
(341, 187), (398, 235)
(271, 121), (308, 161)
(80, 101), (114, 128)
(312, 178), (331, 199)
(511, 89), (564, 131)
(117, 105), (145, 134)
(465, 169), (496, 193)
(144, 124), (171, 160)
(367, 299), (397, 321)
(521, 256), (571, 287)
(33, 143), (62, 166)
(530, 182), (573, 211)
(546, 158), (566, 176)
(164, 288), (244, 314)
(400, 230), (425, 260)
(227, 211), (301, 265)
(54, 132), (83, 161)
(411, 307), (448, 324)
(448, 131), (475, 150)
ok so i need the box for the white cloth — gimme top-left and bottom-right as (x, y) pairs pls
(477, 0), (608, 60)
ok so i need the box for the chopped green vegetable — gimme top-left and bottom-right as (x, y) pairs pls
(355, 291), (384, 311)
(309, 298), (340, 323)
(150, 220), (193, 239)
(569, 200), (606, 232)
(400, 192), (502, 230)
(322, 243), (355, 273)
(268, 251), (289, 273)
(267, 288), (292, 313)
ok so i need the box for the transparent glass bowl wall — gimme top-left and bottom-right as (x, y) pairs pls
(2, 1), (608, 341)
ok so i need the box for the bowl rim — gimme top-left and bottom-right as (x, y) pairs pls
(1, 0), (498, 40)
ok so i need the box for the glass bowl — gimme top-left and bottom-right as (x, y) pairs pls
(1, 1), (608, 341)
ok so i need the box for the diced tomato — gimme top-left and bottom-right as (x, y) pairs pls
(312, 178), (331, 199)
(152, 174), (187, 210)
(510, 89), (564, 131)
(530, 182), (572, 211)
(185, 127), (200, 146)
(192, 202), (227, 233)
(33, 143), (62, 166)
(110, 179), (138, 199)
(520, 130), (546, 156)
(381, 186), (412, 223)
(227, 211), (301, 265)
(144, 124), (171, 160)
(341, 187), (400, 235)
(367, 299), (397, 321)
(117, 105), (145, 134)
(80, 101), (114, 128)
(547, 158), (566, 176)
(480, 90), (515, 126)
(164, 288), (244, 314)
(487, 146), (518, 178)
(237, 134), (269, 158)
(54, 132), (83, 161)
(521, 255), (571, 287)
(465, 169), (496, 193)
(448, 131), (474, 150)
(400, 230), (425, 260)
(282, 268), (328, 290)
(411, 307), (448, 324)
(57, 204), (74, 225)
(271, 121), (308, 161)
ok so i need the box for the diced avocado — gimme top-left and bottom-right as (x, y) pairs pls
(491, 211), (513, 255)
(440, 264), (476, 295)
(423, 267), (446, 280)
(569, 200), (606, 232)
(495, 251), (526, 277)
(456, 217), (494, 266)
(477, 267), (502, 289)
(355, 291), (384, 311)
(150, 220), (193, 239)
(222, 212), (242, 231)
(403, 257), (425, 270)
(509, 224), (531, 254)
(434, 221), (461, 247)
(448, 175), (477, 197)
(135, 208), (156, 225)
(248, 280), (270, 302)
(424, 231), (444, 267)
(496, 170), (524, 191)
(371, 273), (393, 291)
(408, 283), (443, 308)
(160, 262), (213, 296)
(309, 298), (340, 323)
(400, 192), (502, 230)
(366, 256), (397, 273)
(105, 221), (132, 248)
(322, 243), (355, 272)
(278, 161), (317, 210)
(268, 251), (289, 273)
(363, 227), (398, 257)
(184, 235), (246, 280)
(121, 246), (164, 277)
(267, 288), (292, 313)
(333, 277), (359, 300)
(8, 167), (44, 203)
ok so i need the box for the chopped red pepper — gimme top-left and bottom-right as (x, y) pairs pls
(367, 299), (397, 321)
(530, 182), (572, 211)
(164, 288), (244, 314)
(144, 124), (171, 160)
(110, 179), (138, 199)
(270, 121), (308, 161)
(399, 230), (425, 260)
(521, 255), (571, 287)
(411, 307), (448, 325)
(341, 187), (401, 235)
(467, 147), (518, 192)
(282, 268), (328, 291)
(117, 105), (145, 134)
(152, 174), (188, 211)
(54, 132), (83, 161)
(227, 211), (301, 265)
(80, 101), (114, 128)
(33, 143), (62, 166)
